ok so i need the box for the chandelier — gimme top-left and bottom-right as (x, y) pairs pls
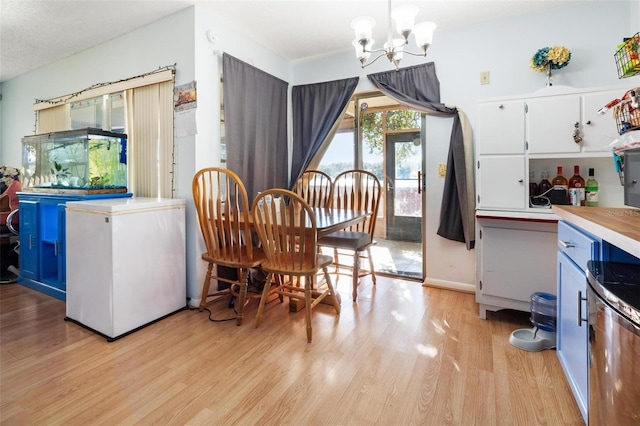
(351, 0), (436, 69)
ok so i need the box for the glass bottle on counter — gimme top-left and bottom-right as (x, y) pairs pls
(568, 165), (585, 206)
(529, 170), (539, 196)
(586, 168), (599, 207)
(538, 170), (552, 195)
(552, 166), (569, 204)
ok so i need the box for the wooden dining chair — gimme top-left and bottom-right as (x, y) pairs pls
(252, 189), (340, 343)
(192, 167), (270, 326)
(318, 169), (382, 302)
(292, 170), (333, 208)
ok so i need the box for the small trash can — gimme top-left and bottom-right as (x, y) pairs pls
(509, 292), (557, 352)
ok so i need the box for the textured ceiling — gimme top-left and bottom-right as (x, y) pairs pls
(0, 0), (581, 83)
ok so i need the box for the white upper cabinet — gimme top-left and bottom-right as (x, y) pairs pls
(581, 89), (624, 152)
(477, 100), (526, 155)
(526, 88), (626, 155)
(476, 155), (526, 210)
(476, 83), (636, 213)
(527, 94), (581, 154)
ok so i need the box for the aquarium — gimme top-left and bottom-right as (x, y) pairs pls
(22, 128), (127, 193)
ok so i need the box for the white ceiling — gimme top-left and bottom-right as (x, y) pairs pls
(0, 0), (582, 83)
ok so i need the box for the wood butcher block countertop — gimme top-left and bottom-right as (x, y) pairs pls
(552, 206), (640, 259)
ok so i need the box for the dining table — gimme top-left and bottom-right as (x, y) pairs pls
(232, 205), (370, 237)
(309, 207), (371, 238)
(239, 205), (372, 310)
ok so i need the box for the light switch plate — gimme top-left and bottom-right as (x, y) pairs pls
(437, 163), (447, 177)
(480, 71), (490, 85)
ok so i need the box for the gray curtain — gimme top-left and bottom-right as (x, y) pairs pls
(367, 62), (475, 250)
(223, 53), (289, 201)
(290, 77), (359, 186)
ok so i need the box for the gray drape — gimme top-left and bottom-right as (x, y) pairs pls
(367, 62), (475, 250)
(223, 53), (289, 201)
(290, 77), (359, 186)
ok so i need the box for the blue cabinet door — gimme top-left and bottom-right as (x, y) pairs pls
(57, 202), (67, 289)
(18, 200), (39, 280)
(557, 251), (589, 423)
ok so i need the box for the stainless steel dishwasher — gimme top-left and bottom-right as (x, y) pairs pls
(587, 260), (640, 425)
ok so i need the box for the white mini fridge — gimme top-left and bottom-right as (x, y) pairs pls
(65, 197), (186, 341)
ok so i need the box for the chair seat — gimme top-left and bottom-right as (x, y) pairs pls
(262, 253), (333, 276)
(201, 246), (266, 269)
(318, 230), (372, 251)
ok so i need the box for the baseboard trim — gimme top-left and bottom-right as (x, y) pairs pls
(422, 278), (475, 294)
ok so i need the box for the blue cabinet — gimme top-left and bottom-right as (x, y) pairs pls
(18, 200), (39, 280)
(557, 219), (640, 425)
(557, 221), (598, 424)
(17, 192), (131, 301)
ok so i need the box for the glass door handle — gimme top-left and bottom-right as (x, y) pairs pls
(418, 171), (422, 194)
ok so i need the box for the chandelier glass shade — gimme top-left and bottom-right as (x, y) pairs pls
(351, 0), (436, 69)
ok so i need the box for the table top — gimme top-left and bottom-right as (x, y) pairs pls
(310, 208), (370, 236)
(225, 207), (371, 238)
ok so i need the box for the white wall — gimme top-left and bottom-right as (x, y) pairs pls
(0, 6), (291, 306)
(0, 1), (638, 299)
(292, 0), (639, 291)
(188, 6), (291, 306)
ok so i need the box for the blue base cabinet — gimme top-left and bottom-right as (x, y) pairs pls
(557, 221), (598, 424)
(557, 219), (640, 425)
(17, 192), (131, 301)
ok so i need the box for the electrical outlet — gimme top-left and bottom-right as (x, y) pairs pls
(437, 163), (447, 178)
(480, 71), (490, 85)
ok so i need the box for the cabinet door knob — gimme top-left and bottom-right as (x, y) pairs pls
(586, 120), (592, 125)
(498, 104), (504, 109)
(518, 179), (524, 183)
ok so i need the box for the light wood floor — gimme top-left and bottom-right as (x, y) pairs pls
(0, 277), (583, 425)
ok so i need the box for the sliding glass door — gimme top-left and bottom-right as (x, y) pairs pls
(317, 93), (425, 280)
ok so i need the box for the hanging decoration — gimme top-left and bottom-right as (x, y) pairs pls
(529, 46), (571, 86)
(34, 64), (176, 106)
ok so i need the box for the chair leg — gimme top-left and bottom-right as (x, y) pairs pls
(323, 266), (340, 314)
(255, 272), (274, 328)
(235, 268), (248, 326)
(276, 274), (284, 303)
(305, 275), (313, 343)
(198, 262), (214, 311)
(366, 247), (376, 285)
(352, 251), (360, 302)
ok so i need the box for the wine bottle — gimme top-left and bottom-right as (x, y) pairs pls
(529, 170), (539, 196)
(538, 170), (552, 195)
(568, 165), (585, 206)
(586, 168), (599, 207)
(552, 166), (569, 204)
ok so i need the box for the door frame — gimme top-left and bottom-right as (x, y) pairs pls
(351, 92), (427, 280)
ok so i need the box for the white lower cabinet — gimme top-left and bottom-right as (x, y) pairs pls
(476, 217), (558, 319)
